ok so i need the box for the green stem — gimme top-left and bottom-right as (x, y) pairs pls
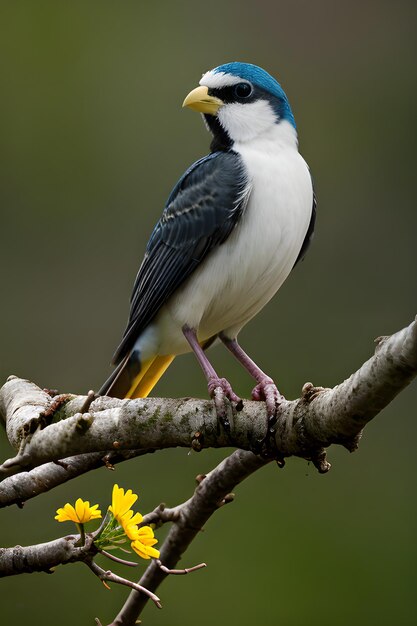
(76, 523), (86, 546)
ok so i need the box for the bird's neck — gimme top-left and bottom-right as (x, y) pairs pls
(233, 121), (299, 154)
(206, 116), (299, 155)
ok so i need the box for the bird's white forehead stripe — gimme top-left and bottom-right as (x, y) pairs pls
(200, 70), (244, 89)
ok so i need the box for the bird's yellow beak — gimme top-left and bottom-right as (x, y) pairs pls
(182, 85), (224, 115)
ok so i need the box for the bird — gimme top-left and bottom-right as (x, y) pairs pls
(99, 62), (316, 450)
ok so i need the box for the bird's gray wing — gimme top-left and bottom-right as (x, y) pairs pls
(293, 191), (316, 267)
(112, 150), (250, 364)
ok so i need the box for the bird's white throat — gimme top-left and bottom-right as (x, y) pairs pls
(218, 99), (280, 143)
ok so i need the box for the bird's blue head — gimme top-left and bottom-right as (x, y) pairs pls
(183, 62), (296, 150)
(212, 62), (295, 128)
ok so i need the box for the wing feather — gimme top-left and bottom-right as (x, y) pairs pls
(293, 192), (316, 268)
(112, 151), (250, 364)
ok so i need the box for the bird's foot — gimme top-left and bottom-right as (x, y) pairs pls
(208, 377), (243, 435)
(251, 378), (283, 459)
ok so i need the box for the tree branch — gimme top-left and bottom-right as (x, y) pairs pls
(109, 449), (267, 626)
(0, 449), (145, 509)
(0, 318), (415, 625)
(0, 531), (163, 609)
(1, 318), (416, 482)
(107, 314), (417, 625)
(0, 535), (86, 576)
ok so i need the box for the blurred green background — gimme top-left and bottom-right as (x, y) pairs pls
(1, 1), (416, 624)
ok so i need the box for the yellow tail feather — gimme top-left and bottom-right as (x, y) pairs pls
(126, 355), (175, 399)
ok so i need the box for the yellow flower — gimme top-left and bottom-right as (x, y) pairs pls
(107, 484), (144, 539)
(109, 484), (138, 522)
(93, 484), (158, 557)
(120, 509), (144, 541)
(131, 526), (160, 560)
(55, 498), (102, 524)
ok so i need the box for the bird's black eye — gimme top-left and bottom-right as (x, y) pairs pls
(234, 82), (252, 99)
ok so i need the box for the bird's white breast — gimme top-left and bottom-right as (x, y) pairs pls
(149, 121), (313, 356)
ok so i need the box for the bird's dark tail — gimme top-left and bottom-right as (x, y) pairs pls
(99, 353), (175, 399)
(98, 353), (135, 398)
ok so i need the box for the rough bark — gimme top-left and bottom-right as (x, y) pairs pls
(1, 318), (416, 484)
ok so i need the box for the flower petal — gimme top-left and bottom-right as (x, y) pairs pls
(55, 504), (77, 522)
(137, 526), (156, 544)
(144, 545), (160, 559)
(109, 485), (139, 520)
(55, 499), (101, 524)
(131, 542), (150, 559)
(131, 539), (160, 560)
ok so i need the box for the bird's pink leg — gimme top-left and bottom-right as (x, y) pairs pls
(220, 334), (282, 456)
(182, 326), (243, 433)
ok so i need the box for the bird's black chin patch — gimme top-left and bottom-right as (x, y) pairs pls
(204, 114), (233, 153)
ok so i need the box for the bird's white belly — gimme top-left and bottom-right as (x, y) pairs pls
(143, 139), (313, 357)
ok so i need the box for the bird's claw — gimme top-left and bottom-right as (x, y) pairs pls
(208, 376), (242, 405)
(251, 378), (282, 458)
(208, 376), (243, 435)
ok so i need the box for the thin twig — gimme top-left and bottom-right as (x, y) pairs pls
(87, 560), (162, 608)
(156, 559), (207, 575)
(100, 550), (139, 567)
(80, 390), (97, 414)
(140, 503), (181, 528)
